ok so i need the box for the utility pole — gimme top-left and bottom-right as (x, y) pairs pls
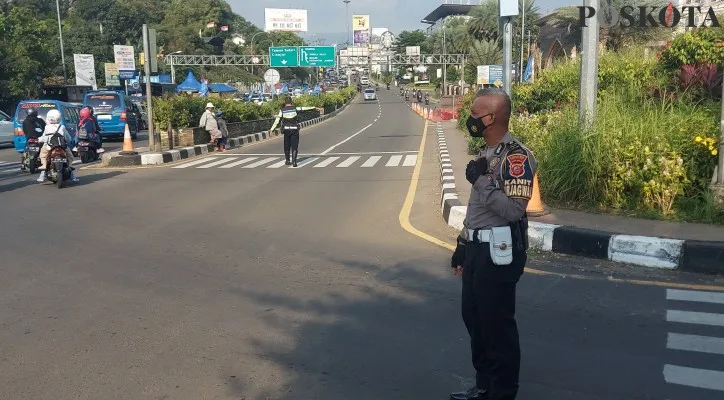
(55, 0), (67, 85)
(502, 16), (513, 96)
(579, 0), (600, 130)
(519, 0), (525, 83)
(343, 0), (351, 46)
(142, 24), (158, 152)
(443, 18), (447, 96)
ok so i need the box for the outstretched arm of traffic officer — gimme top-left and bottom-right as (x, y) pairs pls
(268, 110), (283, 133)
(473, 149), (537, 221)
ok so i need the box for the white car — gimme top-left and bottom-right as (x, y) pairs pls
(0, 109), (13, 146)
(363, 88), (377, 101)
(360, 77), (369, 85)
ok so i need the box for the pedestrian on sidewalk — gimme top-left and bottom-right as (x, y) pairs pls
(450, 88), (537, 400)
(199, 103), (222, 149)
(268, 96), (315, 167)
(215, 110), (228, 152)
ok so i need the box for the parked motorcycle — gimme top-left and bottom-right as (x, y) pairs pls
(45, 146), (72, 189)
(23, 138), (42, 173)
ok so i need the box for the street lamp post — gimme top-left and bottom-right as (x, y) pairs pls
(519, 0), (525, 83)
(168, 51), (182, 83)
(343, 0), (351, 45)
(55, 0), (67, 85)
(250, 31), (266, 75)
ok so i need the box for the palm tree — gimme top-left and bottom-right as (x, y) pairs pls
(547, 0), (671, 51)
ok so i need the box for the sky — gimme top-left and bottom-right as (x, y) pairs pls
(227, 0), (574, 43)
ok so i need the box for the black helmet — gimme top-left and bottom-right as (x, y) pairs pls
(26, 108), (37, 117)
(215, 110), (223, 117)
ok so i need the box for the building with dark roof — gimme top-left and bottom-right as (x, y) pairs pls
(421, 2), (477, 33)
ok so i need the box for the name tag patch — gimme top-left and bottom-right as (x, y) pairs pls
(504, 178), (533, 199)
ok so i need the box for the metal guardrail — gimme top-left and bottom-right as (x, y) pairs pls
(165, 54), (270, 66)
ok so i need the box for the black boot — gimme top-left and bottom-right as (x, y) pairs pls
(292, 150), (298, 167)
(285, 150), (291, 165)
(449, 387), (488, 400)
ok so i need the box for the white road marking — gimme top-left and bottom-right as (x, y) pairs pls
(663, 364), (724, 391)
(361, 156), (381, 168)
(667, 289), (724, 304)
(198, 157), (240, 168)
(314, 157), (340, 168)
(403, 155), (418, 167)
(267, 159), (290, 168)
(320, 123), (374, 155)
(295, 157), (319, 168)
(172, 157), (216, 168)
(386, 155), (403, 167)
(218, 157), (258, 168)
(667, 310), (724, 327)
(210, 151), (418, 156)
(667, 332), (724, 355)
(336, 156), (360, 168)
(242, 157), (279, 168)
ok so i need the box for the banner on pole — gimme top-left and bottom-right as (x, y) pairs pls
(74, 54), (97, 89)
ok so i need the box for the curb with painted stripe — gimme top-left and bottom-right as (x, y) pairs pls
(433, 122), (724, 274)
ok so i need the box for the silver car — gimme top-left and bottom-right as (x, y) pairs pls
(0, 109), (14, 146)
(363, 88), (377, 101)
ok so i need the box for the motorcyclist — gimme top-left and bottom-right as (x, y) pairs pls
(36, 109), (77, 183)
(20, 108), (46, 171)
(78, 107), (102, 151)
(424, 92), (430, 105)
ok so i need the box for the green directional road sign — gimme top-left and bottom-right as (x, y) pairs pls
(269, 47), (299, 67)
(299, 46), (336, 67)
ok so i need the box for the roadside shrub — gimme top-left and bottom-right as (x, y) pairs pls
(658, 28), (724, 72)
(508, 88), (719, 218)
(153, 90), (353, 129)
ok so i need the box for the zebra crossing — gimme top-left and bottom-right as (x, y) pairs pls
(170, 152), (419, 170)
(663, 288), (724, 393)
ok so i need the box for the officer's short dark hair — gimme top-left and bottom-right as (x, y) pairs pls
(284, 96), (293, 104)
(475, 87), (511, 118)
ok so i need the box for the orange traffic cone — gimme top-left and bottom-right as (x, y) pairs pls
(120, 123), (137, 155)
(526, 173), (548, 216)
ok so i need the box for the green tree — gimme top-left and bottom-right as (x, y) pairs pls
(0, 4), (57, 110)
(393, 30), (432, 55)
(547, 0), (671, 51)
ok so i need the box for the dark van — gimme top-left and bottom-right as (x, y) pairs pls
(82, 91), (140, 139)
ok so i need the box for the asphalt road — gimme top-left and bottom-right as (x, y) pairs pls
(1, 90), (723, 400)
(0, 133), (149, 175)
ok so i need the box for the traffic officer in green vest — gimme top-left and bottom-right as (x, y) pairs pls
(269, 96), (316, 167)
(450, 88), (537, 400)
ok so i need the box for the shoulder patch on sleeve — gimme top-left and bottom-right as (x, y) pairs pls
(502, 148), (534, 200)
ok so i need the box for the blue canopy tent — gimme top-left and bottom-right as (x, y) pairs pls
(176, 71), (202, 93)
(207, 83), (237, 94)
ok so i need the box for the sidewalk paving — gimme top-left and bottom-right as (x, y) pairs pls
(432, 119), (724, 274)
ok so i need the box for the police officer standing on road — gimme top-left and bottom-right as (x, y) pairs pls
(450, 88), (537, 400)
(269, 97), (315, 167)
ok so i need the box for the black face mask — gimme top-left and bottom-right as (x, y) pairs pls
(465, 114), (493, 138)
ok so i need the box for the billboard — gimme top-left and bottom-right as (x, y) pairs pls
(113, 45), (135, 71)
(353, 15), (370, 45)
(73, 54), (97, 89)
(104, 63), (120, 87)
(477, 65), (504, 85)
(265, 8), (308, 32)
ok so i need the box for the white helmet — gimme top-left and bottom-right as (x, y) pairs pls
(46, 109), (61, 124)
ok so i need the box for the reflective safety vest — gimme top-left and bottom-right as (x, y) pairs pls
(280, 105), (300, 131)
